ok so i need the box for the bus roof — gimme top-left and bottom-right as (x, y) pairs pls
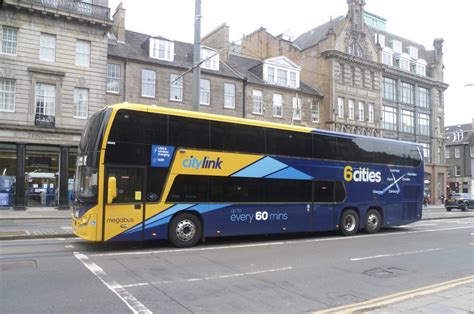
(106, 103), (420, 147)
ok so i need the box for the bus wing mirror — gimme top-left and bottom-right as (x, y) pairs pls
(107, 176), (117, 204)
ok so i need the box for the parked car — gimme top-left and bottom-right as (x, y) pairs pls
(445, 193), (474, 211)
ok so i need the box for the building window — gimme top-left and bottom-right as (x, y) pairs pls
(272, 93), (283, 117)
(408, 46), (418, 59)
(1, 26), (17, 55)
(358, 101), (364, 121)
(289, 72), (297, 88)
(170, 74), (183, 101)
(0, 78), (15, 112)
(454, 130), (464, 142)
(200, 79), (210, 105)
(376, 34), (385, 47)
(292, 97), (301, 120)
(455, 147), (460, 158)
(382, 52), (393, 66)
(267, 66), (275, 83)
(400, 110), (414, 133)
(417, 86), (430, 108)
(400, 82), (414, 104)
(418, 113), (430, 136)
(454, 165), (461, 177)
(420, 143), (430, 163)
(348, 99), (354, 120)
(399, 57), (410, 71)
(337, 97), (344, 118)
(445, 148), (450, 159)
(277, 69), (287, 86)
(224, 83), (235, 109)
(383, 106), (397, 131)
(368, 103), (374, 123)
(76, 40), (90, 67)
(470, 146), (474, 158)
(40, 33), (55, 62)
(416, 63), (426, 76)
(201, 47), (219, 71)
(150, 38), (174, 62)
(392, 40), (402, 53)
(311, 100), (320, 123)
(252, 90), (263, 115)
(141, 69), (156, 98)
(74, 88), (88, 119)
(383, 77), (396, 101)
(35, 83), (56, 116)
(106, 64), (120, 94)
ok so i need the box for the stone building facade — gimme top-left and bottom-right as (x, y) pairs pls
(106, 7), (323, 128)
(445, 120), (474, 195)
(240, 0), (449, 203)
(0, 0), (111, 208)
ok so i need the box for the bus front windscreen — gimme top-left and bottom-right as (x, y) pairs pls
(74, 109), (110, 206)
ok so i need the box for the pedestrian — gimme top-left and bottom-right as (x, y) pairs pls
(440, 194), (445, 205)
(423, 195), (428, 208)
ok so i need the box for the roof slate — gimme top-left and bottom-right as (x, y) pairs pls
(293, 16), (345, 50)
(227, 54), (323, 96)
(108, 30), (241, 79)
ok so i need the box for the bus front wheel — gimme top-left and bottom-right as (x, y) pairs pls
(169, 213), (202, 248)
(340, 209), (359, 236)
(365, 209), (382, 234)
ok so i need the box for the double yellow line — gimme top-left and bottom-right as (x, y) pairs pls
(314, 275), (474, 313)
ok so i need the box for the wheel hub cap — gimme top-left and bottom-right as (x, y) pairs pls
(344, 215), (356, 232)
(367, 213), (379, 229)
(176, 219), (196, 242)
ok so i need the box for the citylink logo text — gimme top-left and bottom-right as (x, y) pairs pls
(344, 165), (381, 183)
(182, 156), (223, 170)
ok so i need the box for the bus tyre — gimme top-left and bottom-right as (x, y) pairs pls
(365, 209), (382, 234)
(169, 213), (202, 248)
(340, 209), (359, 236)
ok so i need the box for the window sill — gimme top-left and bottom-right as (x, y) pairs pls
(224, 106), (235, 110)
(0, 109), (15, 113)
(141, 96), (156, 99)
(200, 103), (210, 106)
(106, 91), (120, 95)
(252, 112), (263, 116)
(170, 98), (183, 102)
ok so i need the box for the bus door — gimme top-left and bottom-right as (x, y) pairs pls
(312, 180), (336, 232)
(103, 166), (145, 241)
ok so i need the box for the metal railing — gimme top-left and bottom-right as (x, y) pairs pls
(16, 0), (110, 20)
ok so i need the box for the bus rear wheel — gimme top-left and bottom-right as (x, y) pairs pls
(340, 209), (359, 236)
(365, 209), (382, 234)
(169, 213), (202, 248)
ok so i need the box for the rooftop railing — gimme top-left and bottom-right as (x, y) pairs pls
(10, 0), (110, 20)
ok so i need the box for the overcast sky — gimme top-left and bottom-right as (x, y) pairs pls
(109, 0), (473, 126)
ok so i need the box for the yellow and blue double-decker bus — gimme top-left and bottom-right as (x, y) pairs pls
(72, 103), (424, 247)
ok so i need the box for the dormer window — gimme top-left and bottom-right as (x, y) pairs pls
(150, 38), (174, 62)
(399, 53), (410, 71)
(263, 56), (300, 89)
(415, 59), (427, 76)
(408, 46), (418, 59)
(374, 33), (385, 47)
(392, 40), (402, 54)
(382, 48), (393, 66)
(201, 47), (219, 71)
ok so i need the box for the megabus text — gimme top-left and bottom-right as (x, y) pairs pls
(182, 156), (223, 170)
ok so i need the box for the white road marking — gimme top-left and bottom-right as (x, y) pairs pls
(121, 266), (293, 288)
(61, 226), (72, 230)
(65, 244), (74, 248)
(74, 252), (151, 314)
(471, 233), (474, 235)
(91, 225), (474, 258)
(350, 248), (441, 261)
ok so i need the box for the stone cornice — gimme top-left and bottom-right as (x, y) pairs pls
(28, 67), (66, 77)
(321, 50), (383, 70)
(0, 123), (82, 135)
(382, 66), (449, 90)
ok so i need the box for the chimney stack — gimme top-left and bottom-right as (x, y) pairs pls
(113, 2), (126, 43)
